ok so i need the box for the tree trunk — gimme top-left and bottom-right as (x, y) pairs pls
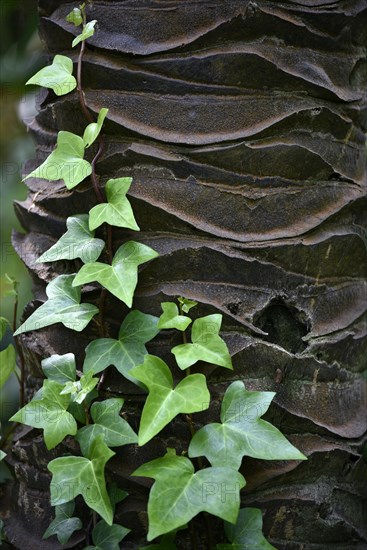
(3, 0), (367, 548)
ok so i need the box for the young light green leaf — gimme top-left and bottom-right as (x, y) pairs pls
(0, 344), (16, 388)
(76, 398), (137, 455)
(67, 388), (98, 425)
(43, 502), (82, 545)
(72, 242), (158, 307)
(42, 353), (76, 384)
(130, 355), (210, 446)
(26, 55), (77, 96)
(133, 450), (245, 541)
(37, 214), (105, 264)
(189, 381), (307, 470)
(88, 178), (139, 231)
(83, 108), (109, 148)
(178, 296), (198, 314)
(72, 20), (97, 47)
(216, 508), (276, 549)
(24, 131), (92, 190)
(172, 314), (232, 371)
(14, 274), (99, 335)
(83, 310), (159, 385)
(66, 7), (83, 26)
(0, 450), (6, 461)
(84, 520), (130, 550)
(60, 371), (98, 404)
(10, 380), (77, 449)
(158, 302), (191, 331)
(48, 435), (114, 525)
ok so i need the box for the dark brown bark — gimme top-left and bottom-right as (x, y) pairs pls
(2, 1), (367, 548)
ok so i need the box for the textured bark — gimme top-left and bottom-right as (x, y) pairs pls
(3, 1), (367, 548)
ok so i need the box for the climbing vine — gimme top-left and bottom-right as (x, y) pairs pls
(0, 4), (307, 548)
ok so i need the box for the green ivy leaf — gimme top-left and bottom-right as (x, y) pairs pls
(83, 520), (130, 550)
(83, 310), (159, 386)
(66, 7), (83, 26)
(158, 302), (191, 331)
(172, 314), (232, 371)
(189, 381), (307, 470)
(73, 242), (158, 307)
(14, 274), (99, 335)
(26, 55), (77, 96)
(0, 317), (9, 340)
(0, 450), (6, 462)
(0, 344), (16, 388)
(68, 388), (98, 425)
(43, 502), (82, 545)
(140, 530), (178, 549)
(37, 214), (105, 264)
(108, 483), (128, 515)
(83, 108), (109, 148)
(133, 450), (245, 541)
(10, 380), (77, 449)
(130, 355), (210, 446)
(24, 131), (92, 190)
(60, 371), (98, 404)
(48, 435), (114, 525)
(88, 178), (139, 231)
(76, 398), (137, 455)
(216, 508), (276, 549)
(42, 353), (76, 384)
(178, 297), (198, 314)
(72, 20), (97, 48)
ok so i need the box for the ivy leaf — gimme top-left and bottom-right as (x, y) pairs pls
(0, 317), (9, 340)
(189, 381), (307, 470)
(172, 314), (232, 371)
(26, 55), (77, 96)
(108, 483), (128, 515)
(42, 353), (76, 384)
(43, 502), (82, 545)
(83, 310), (159, 385)
(24, 131), (92, 190)
(10, 380), (77, 449)
(140, 531), (178, 549)
(66, 7), (83, 26)
(68, 387), (98, 425)
(158, 302), (191, 331)
(73, 242), (158, 307)
(130, 355), (210, 445)
(14, 274), (99, 335)
(83, 108), (109, 148)
(76, 398), (137, 455)
(0, 450), (6, 461)
(60, 371), (98, 404)
(216, 508), (276, 549)
(0, 344), (16, 388)
(72, 20), (97, 47)
(133, 450), (245, 540)
(37, 214), (105, 264)
(48, 435), (114, 525)
(83, 520), (130, 550)
(178, 297), (198, 314)
(88, 178), (139, 231)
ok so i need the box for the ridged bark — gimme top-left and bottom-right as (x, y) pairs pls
(3, 1), (367, 548)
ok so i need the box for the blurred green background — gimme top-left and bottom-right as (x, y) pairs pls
(1, 0), (42, 472)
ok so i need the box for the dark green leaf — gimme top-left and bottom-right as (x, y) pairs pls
(43, 502), (82, 545)
(130, 355), (210, 445)
(83, 310), (159, 386)
(73, 242), (158, 307)
(133, 450), (245, 540)
(48, 435), (114, 524)
(108, 483), (128, 515)
(37, 214), (105, 264)
(42, 353), (76, 384)
(10, 380), (77, 449)
(24, 131), (91, 190)
(84, 520), (130, 550)
(189, 381), (306, 470)
(158, 302), (191, 331)
(172, 314), (232, 371)
(26, 55), (77, 96)
(88, 178), (139, 231)
(14, 274), (99, 335)
(0, 317), (10, 340)
(76, 398), (137, 455)
(216, 508), (276, 549)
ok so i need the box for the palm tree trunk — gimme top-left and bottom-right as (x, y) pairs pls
(4, 0), (367, 548)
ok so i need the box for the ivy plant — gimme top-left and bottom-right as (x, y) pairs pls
(1, 3), (308, 549)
